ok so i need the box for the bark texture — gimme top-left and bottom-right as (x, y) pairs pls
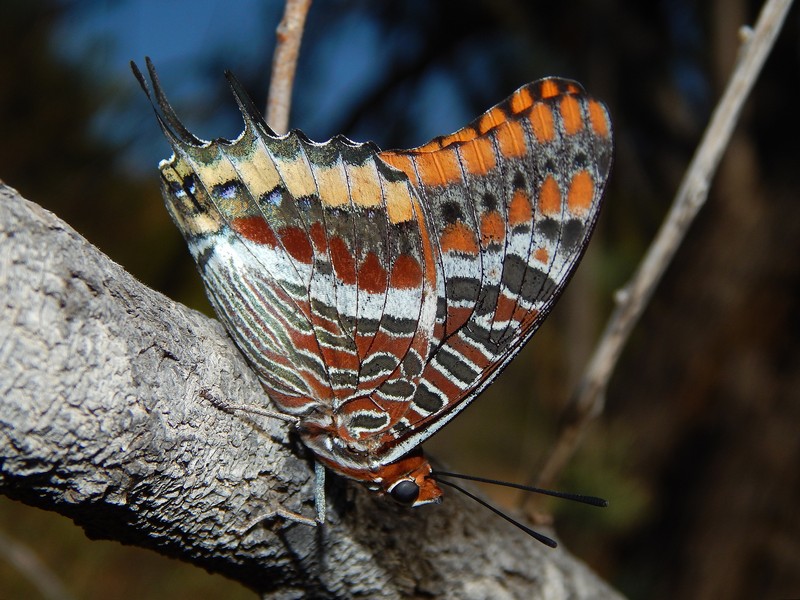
(0, 184), (621, 599)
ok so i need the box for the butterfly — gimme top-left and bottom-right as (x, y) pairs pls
(133, 58), (612, 527)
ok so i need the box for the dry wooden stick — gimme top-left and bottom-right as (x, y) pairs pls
(265, 0), (313, 132)
(531, 0), (794, 495)
(0, 529), (75, 600)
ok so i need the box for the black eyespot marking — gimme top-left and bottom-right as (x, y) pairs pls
(390, 480), (420, 506)
(441, 200), (464, 224)
(482, 191), (498, 211)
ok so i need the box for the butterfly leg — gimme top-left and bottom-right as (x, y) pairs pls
(201, 390), (327, 527)
(238, 463), (326, 530)
(200, 389), (299, 424)
(241, 506), (318, 529)
(313, 461), (326, 524)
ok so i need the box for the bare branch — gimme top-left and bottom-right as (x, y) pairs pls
(0, 529), (75, 600)
(266, 0), (313, 132)
(532, 0), (794, 494)
(0, 185), (622, 598)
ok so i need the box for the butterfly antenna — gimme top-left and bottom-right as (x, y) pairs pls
(435, 478), (558, 547)
(433, 471), (607, 547)
(434, 471), (608, 507)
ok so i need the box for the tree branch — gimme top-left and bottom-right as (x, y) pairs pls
(266, 0), (312, 132)
(0, 529), (75, 600)
(0, 185), (621, 598)
(532, 0), (794, 495)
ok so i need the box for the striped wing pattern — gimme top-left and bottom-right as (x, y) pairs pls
(138, 62), (611, 503)
(378, 79), (612, 462)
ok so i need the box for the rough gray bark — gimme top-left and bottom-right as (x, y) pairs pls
(0, 184), (622, 599)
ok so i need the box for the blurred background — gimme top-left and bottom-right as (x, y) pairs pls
(2, 0), (799, 598)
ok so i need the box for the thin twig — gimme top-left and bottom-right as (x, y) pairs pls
(0, 529), (76, 600)
(531, 0), (794, 495)
(266, 0), (313, 132)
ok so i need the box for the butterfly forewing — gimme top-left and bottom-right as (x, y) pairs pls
(376, 79), (612, 460)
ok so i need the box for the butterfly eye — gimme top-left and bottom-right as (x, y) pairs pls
(389, 480), (420, 506)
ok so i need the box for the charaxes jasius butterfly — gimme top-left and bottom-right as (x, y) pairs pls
(133, 58), (612, 539)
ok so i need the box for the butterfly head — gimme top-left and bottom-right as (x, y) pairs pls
(375, 449), (443, 507)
